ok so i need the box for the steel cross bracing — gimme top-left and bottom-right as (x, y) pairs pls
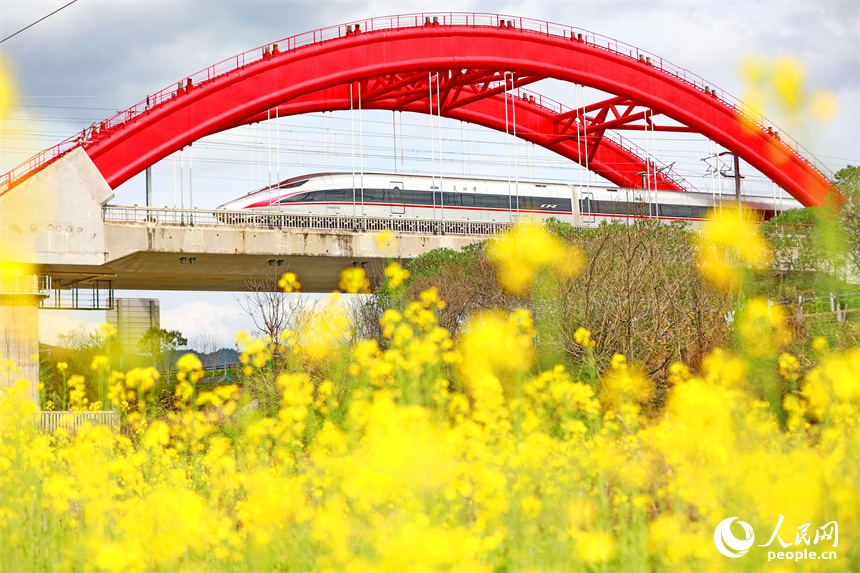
(237, 70), (688, 192)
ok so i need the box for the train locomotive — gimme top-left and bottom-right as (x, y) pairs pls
(216, 172), (802, 227)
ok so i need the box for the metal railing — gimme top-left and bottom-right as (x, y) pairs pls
(40, 411), (119, 434)
(0, 274), (51, 296)
(40, 279), (115, 311)
(0, 12), (833, 192)
(103, 205), (513, 236)
(0, 411), (119, 435)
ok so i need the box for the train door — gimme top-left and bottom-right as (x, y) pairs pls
(390, 181), (405, 216)
(580, 189), (595, 225)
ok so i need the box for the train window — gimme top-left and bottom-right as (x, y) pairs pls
(659, 204), (708, 218)
(278, 192), (309, 203)
(408, 190), (434, 205)
(363, 189), (384, 202)
(391, 187), (403, 200)
(461, 194), (475, 206)
(278, 179), (308, 189)
(442, 192), (457, 206)
(325, 190), (346, 201)
(483, 195), (501, 207)
(591, 200), (614, 214)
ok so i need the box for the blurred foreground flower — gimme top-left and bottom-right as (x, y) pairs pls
(737, 297), (791, 357)
(338, 267), (370, 294)
(696, 208), (772, 291)
(278, 272), (302, 293)
(487, 218), (584, 294)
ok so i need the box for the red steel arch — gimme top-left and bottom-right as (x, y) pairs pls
(4, 15), (835, 205)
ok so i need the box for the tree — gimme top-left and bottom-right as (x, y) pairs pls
(761, 165), (860, 295)
(191, 333), (222, 374)
(400, 220), (733, 388)
(236, 273), (315, 413)
(834, 165), (860, 277)
(139, 327), (187, 380)
(237, 274), (297, 348)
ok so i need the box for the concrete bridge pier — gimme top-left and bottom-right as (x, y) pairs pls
(0, 148), (114, 407)
(0, 280), (48, 404)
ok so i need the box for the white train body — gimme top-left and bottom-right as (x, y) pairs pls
(216, 172), (802, 227)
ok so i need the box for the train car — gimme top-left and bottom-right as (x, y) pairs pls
(215, 172), (803, 228)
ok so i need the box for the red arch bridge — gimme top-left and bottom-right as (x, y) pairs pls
(0, 12), (837, 206)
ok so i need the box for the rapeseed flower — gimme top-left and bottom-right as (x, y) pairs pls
(697, 207), (772, 291)
(487, 217), (584, 294)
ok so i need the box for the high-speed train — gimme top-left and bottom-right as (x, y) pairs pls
(216, 172), (803, 227)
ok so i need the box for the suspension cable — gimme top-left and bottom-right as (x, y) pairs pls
(350, 83), (356, 218)
(359, 81), (365, 219)
(461, 121), (465, 178)
(180, 147), (185, 210)
(710, 140), (716, 210)
(504, 72), (512, 222)
(392, 110), (397, 173)
(429, 72), (437, 221)
(257, 123), (261, 194)
(468, 122), (472, 178)
(437, 72), (444, 227)
(581, 85), (590, 186)
(512, 75), (519, 216)
(575, 84), (583, 193)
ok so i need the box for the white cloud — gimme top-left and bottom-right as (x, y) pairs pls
(38, 310), (106, 346)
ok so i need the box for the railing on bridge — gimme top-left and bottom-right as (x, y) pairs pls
(0, 12), (832, 193)
(40, 279), (115, 311)
(103, 205), (513, 236)
(0, 274), (51, 296)
(0, 411), (120, 435)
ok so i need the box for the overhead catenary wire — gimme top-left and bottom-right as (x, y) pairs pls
(0, 0), (80, 44)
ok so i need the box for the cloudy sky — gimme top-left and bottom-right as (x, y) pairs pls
(1, 0), (858, 347)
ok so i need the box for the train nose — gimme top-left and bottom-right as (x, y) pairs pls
(216, 198), (244, 210)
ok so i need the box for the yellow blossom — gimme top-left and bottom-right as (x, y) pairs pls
(384, 261), (410, 289)
(277, 272), (302, 293)
(697, 207), (772, 291)
(338, 267), (370, 294)
(486, 217), (584, 294)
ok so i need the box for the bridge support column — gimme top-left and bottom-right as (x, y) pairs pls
(1, 280), (48, 406)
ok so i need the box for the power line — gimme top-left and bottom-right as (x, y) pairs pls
(0, 0), (80, 45)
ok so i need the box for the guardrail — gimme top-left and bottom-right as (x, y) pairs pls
(0, 411), (119, 435)
(0, 275), (51, 296)
(0, 12), (832, 192)
(103, 205), (513, 236)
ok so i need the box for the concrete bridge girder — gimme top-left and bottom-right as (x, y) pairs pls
(104, 223), (478, 292)
(0, 149), (481, 400)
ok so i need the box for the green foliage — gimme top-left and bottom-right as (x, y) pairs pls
(139, 327), (188, 375)
(406, 244), (482, 282)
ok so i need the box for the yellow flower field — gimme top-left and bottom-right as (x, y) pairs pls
(1, 216), (858, 572)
